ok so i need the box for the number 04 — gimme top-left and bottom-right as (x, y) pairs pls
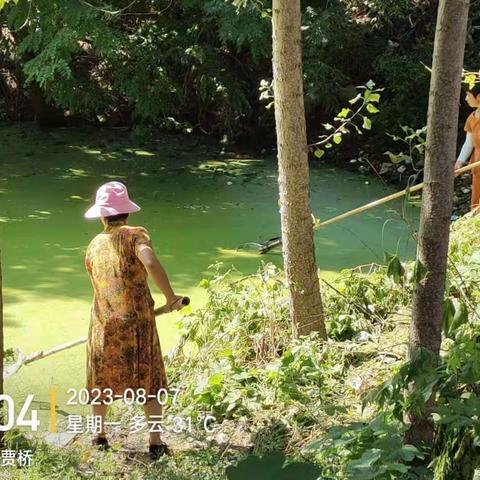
(0, 395), (40, 431)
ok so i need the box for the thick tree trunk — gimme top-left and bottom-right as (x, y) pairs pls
(271, 0), (326, 338)
(407, 0), (470, 445)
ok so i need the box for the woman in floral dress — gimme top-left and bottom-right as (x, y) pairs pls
(84, 181), (182, 457)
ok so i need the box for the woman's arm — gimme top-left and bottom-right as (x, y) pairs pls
(137, 245), (181, 308)
(455, 132), (474, 170)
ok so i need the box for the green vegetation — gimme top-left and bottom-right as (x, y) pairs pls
(1, 1), (478, 478)
(164, 215), (480, 478)
(4, 215), (478, 478)
(2, 1), (479, 164)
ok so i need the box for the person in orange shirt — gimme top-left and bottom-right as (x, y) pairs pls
(455, 89), (480, 211)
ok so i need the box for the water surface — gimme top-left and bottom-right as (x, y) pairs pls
(0, 123), (418, 430)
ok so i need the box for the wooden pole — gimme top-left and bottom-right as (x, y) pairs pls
(258, 160), (480, 253)
(4, 297), (190, 378)
(319, 160), (480, 228)
(22, 337), (88, 366)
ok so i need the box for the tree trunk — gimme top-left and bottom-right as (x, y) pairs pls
(271, 0), (326, 338)
(407, 0), (470, 445)
(28, 81), (66, 128)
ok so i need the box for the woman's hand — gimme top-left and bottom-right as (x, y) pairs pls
(455, 160), (466, 172)
(154, 296), (189, 316)
(166, 295), (184, 312)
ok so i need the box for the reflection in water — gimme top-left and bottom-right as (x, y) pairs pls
(0, 124), (419, 430)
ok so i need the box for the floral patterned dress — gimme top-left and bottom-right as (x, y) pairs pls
(85, 221), (168, 402)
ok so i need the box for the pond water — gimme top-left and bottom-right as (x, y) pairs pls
(0, 123), (419, 431)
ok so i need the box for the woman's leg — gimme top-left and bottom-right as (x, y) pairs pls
(92, 403), (108, 438)
(143, 398), (163, 445)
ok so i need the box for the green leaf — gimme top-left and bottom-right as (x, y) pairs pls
(218, 348), (233, 358)
(365, 91), (381, 103)
(384, 151), (409, 165)
(443, 298), (468, 338)
(349, 93), (362, 104)
(363, 117), (372, 130)
(337, 108), (351, 119)
(366, 103), (379, 114)
(465, 74), (477, 90)
(442, 298), (455, 337)
(314, 149), (325, 159)
(385, 252), (404, 284)
(208, 372), (223, 386)
(333, 133), (342, 144)
(412, 259), (427, 284)
(387, 463), (409, 473)
(400, 444), (421, 462)
(347, 448), (382, 472)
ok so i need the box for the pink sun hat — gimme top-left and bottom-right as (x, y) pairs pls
(84, 181), (141, 219)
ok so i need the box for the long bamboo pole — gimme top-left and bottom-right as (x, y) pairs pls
(258, 160), (480, 253)
(23, 337), (88, 366)
(3, 297), (190, 378)
(319, 160), (480, 228)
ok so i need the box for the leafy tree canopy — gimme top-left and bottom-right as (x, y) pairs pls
(1, 0), (479, 144)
